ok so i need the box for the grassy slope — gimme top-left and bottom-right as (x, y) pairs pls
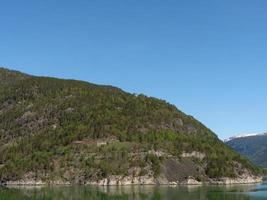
(0, 68), (261, 183)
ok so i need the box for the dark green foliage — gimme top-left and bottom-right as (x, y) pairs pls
(146, 154), (161, 177)
(0, 68), (261, 182)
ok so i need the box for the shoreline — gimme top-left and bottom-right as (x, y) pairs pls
(1, 176), (263, 187)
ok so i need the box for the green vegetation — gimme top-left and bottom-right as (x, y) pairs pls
(0, 68), (262, 183)
(226, 134), (267, 168)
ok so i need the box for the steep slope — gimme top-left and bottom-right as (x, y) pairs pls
(0, 68), (29, 85)
(226, 133), (267, 168)
(0, 68), (262, 185)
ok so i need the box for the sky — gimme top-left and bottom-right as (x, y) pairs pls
(1, 0), (267, 140)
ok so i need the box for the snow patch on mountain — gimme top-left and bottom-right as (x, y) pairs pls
(224, 132), (267, 142)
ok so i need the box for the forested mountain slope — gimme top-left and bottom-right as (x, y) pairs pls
(226, 133), (267, 168)
(0, 68), (262, 185)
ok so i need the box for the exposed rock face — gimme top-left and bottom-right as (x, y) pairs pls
(163, 159), (201, 183)
(181, 177), (202, 185)
(148, 150), (166, 157)
(174, 118), (183, 126)
(89, 175), (156, 186)
(181, 151), (205, 160)
(5, 180), (45, 186)
(4, 175), (262, 186)
(5, 180), (72, 186)
(1, 163), (263, 186)
(211, 175), (263, 185)
(186, 125), (197, 133)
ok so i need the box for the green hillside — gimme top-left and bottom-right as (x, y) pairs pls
(226, 134), (267, 168)
(0, 68), (262, 184)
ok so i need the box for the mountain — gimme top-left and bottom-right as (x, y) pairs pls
(0, 67), (262, 185)
(226, 133), (267, 168)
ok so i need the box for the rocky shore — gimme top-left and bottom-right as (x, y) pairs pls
(2, 175), (263, 186)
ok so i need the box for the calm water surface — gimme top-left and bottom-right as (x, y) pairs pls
(0, 181), (266, 200)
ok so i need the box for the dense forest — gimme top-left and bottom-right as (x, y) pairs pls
(0, 68), (262, 184)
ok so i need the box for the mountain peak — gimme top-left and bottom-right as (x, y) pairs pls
(226, 131), (267, 168)
(225, 132), (267, 142)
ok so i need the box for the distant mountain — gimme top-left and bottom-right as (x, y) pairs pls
(0, 67), (262, 185)
(226, 133), (267, 168)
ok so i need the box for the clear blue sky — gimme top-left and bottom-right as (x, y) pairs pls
(1, 0), (267, 139)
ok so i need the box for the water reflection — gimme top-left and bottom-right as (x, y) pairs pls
(0, 181), (266, 200)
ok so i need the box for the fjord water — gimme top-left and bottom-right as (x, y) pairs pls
(0, 181), (266, 200)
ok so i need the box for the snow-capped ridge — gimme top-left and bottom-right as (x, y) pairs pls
(224, 132), (267, 142)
